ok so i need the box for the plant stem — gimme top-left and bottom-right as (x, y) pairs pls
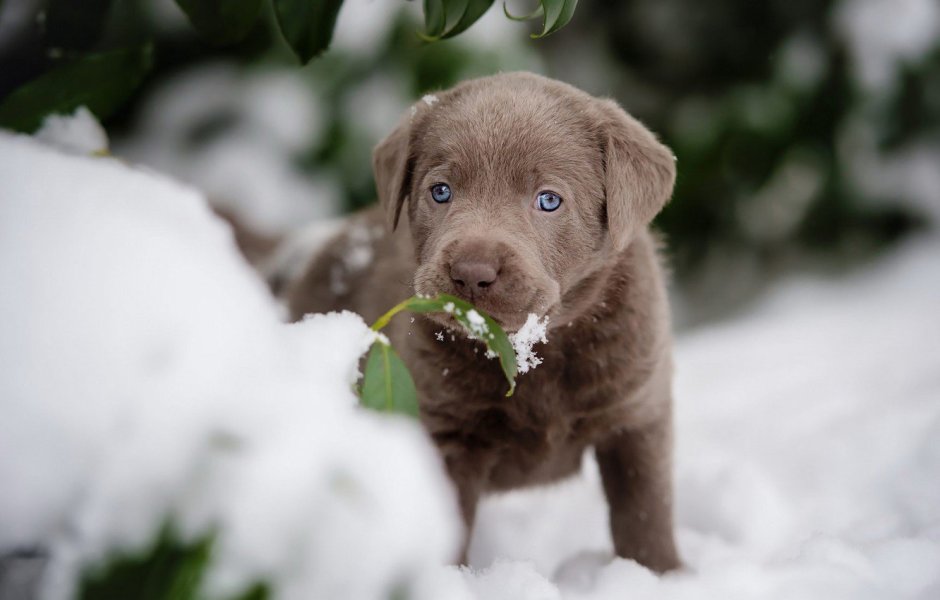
(370, 297), (413, 332)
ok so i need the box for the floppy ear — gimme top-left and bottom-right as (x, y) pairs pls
(597, 99), (676, 251)
(372, 115), (414, 231)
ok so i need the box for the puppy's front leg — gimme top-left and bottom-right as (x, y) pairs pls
(443, 454), (483, 565)
(595, 410), (681, 573)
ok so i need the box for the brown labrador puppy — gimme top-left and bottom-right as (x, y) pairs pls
(285, 72), (681, 572)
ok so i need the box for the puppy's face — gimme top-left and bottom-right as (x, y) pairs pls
(373, 73), (675, 331)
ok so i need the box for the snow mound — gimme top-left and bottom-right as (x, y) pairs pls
(33, 106), (108, 155)
(0, 132), (458, 600)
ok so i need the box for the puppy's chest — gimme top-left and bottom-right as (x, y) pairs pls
(416, 324), (634, 447)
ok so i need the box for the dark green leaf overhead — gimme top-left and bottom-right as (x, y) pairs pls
(44, 0), (114, 52)
(274, 0), (346, 63)
(174, 0), (264, 45)
(0, 45), (153, 133)
(504, 0), (578, 38)
(422, 0), (496, 41)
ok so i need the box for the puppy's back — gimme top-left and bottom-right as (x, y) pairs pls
(285, 206), (413, 326)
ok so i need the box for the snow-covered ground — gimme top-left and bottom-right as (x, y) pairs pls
(2, 126), (939, 599)
(459, 234), (940, 599)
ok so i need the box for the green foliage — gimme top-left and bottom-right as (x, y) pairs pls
(504, 0), (579, 38)
(274, 0), (345, 63)
(1, 0), (578, 133)
(169, 0), (578, 63)
(174, 0), (264, 45)
(361, 294), (518, 417)
(563, 0), (931, 284)
(421, 0), (578, 41)
(167, 0), (579, 62)
(44, 0), (114, 52)
(0, 45), (153, 133)
(361, 341), (420, 416)
(422, 0), (495, 41)
(78, 525), (269, 600)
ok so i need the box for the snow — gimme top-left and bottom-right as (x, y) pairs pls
(3, 125), (940, 598)
(835, 0), (940, 91)
(509, 314), (549, 374)
(115, 64), (338, 235)
(261, 218), (345, 295)
(343, 221), (379, 271)
(827, 0), (940, 228)
(330, 0), (420, 56)
(446, 234), (940, 599)
(33, 106), (108, 155)
(838, 116), (940, 225)
(327, 220), (380, 296)
(346, 72), (413, 141)
(0, 132), (458, 599)
(465, 309), (490, 338)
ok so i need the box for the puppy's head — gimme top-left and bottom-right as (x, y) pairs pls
(373, 73), (675, 331)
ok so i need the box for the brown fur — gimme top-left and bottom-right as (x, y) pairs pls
(285, 72), (681, 572)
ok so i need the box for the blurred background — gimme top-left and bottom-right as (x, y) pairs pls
(2, 3), (940, 598)
(1, 0), (938, 327)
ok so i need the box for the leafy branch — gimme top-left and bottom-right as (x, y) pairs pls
(504, 0), (579, 38)
(0, 45), (153, 133)
(182, 0), (579, 61)
(0, 0), (579, 133)
(79, 524), (268, 600)
(359, 294), (518, 417)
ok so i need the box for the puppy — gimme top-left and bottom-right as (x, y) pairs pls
(285, 72), (680, 572)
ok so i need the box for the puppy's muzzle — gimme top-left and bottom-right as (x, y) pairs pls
(449, 259), (499, 300)
(443, 238), (509, 304)
(425, 236), (557, 331)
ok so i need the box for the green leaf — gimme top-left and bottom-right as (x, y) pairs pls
(361, 340), (420, 417)
(44, 0), (114, 52)
(79, 523), (269, 600)
(537, 0), (578, 37)
(431, 294), (517, 396)
(370, 294), (518, 396)
(502, 0), (541, 22)
(423, 0), (446, 38)
(421, 0), (495, 41)
(79, 524), (211, 600)
(0, 45), (153, 133)
(503, 0), (578, 37)
(274, 0), (345, 64)
(174, 0), (263, 45)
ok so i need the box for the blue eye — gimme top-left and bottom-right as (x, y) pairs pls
(430, 183), (452, 203)
(536, 191), (562, 212)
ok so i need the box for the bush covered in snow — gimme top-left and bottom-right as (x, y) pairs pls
(0, 131), (459, 599)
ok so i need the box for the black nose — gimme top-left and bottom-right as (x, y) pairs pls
(450, 260), (498, 297)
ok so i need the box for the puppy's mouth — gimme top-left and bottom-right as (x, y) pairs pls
(414, 284), (554, 334)
(413, 254), (561, 333)
(421, 305), (531, 333)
